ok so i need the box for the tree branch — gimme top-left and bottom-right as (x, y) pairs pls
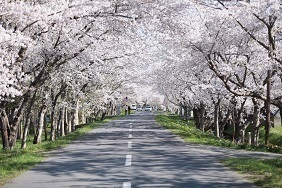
(236, 19), (269, 51)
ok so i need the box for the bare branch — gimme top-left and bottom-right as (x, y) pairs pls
(236, 19), (269, 51)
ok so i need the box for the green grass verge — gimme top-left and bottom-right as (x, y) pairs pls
(0, 118), (110, 185)
(223, 158), (282, 188)
(155, 115), (237, 148)
(156, 115), (282, 188)
(156, 115), (282, 153)
(269, 126), (282, 146)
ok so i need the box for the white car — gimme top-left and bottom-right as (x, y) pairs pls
(130, 104), (137, 110)
(145, 106), (152, 111)
(136, 106), (143, 111)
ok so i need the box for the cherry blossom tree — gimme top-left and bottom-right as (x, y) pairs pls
(0, 0), (141, 149)
(1, 0), (282, 150)
(149, 0), (282, 145)
(192, 0), (282, 145)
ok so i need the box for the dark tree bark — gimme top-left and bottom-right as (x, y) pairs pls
(199, 102), (205, 132)
(50, 84), (67, 141)
(183, 106), (188, 121)
(17, 119), (23, 140)
(280, 108), (282, 127)
(0, 108), (10, 150)
(219, 108), (231, 138)
(56, 109), (62, 139)
(193, 103), (206, 131)
(251, 98), (261, 146)
(8, 94), (30, 149)
(33, 103), (47, 144)
(193, 108), (200, 129)
(213, 98), (221, 138)
(44, 116), (48, 141)
(230, 97), (247, 143)
(101, 110), (107, 121)
(265, 70), (271, 146)
(60, 107), (65, 137)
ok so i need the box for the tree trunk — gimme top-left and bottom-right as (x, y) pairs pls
(214, 99), (220, 138)
(234, 119), (242, 143)
(179, 105), (184, 119)
(60, 107), (65, 137)
(21, 90), (37, 148)
(219, 109), (231, 138)
(231, 103), (237, 142)
(280, 107), (282, 126)
(109, 101), (114, 116)
(67, 109), (72, 133)
(199, 102), (205, 132)
(44, 115), (48, 141)
(33, 114), (37, 136)
(81, 110), (86, 124)
(33, 105), (47, 144)
(71, 111), (75, 131)
(21, 117), (31, 149)
(101, 110), (107, 121)
(50, 108), (56, 141)
(183, 106), (188, 121)
(0, 109), (10, 150)
(30, 115), (35, 136)
(265, 70), (271, 146)
(74, 100), (79, 127)
(232, 98), (247, 143)
(64, 108), (69, 134)
(232, 112), (236, 143)
(50, 89), (63, 141)
(17, 119), (23, 140)
(56, 109), (62, 138)
(193, 108), (200, 129)
(50, 83), (67, 140)
(251, 98), (261, 146)
(8, 93), (31, 149)
(63, 107), (68, 136)
(94, 109), (100, 121)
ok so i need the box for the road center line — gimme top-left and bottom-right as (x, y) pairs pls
(123, 182), (131, 188)
(128, 134), (132, 138)
(128, 141), (132, 148)
(129, 128), (132, 132)
(125, 155), (132, 166)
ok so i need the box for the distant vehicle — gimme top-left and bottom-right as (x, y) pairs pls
(130, 104), (137, 110)
(136, 105), (142, 111)
(145, 105), (152, 111)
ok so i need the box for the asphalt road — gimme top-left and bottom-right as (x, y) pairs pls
(5, 112), (277, 188)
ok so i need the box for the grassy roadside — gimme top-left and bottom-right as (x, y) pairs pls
(223, 158), (282, 188)
(155, 115), (282, 152)
(155, 115), (237, 148)
(156, 114), (282, 188)
(0, 118), (110, 186)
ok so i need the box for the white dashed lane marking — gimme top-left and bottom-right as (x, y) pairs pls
(128, 141), (132, 148)
(123, 182), (131, 188)
(123, 124), (132, 187)
(125, 155), (132, 166)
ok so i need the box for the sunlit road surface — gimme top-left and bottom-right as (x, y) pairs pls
(4, 112), (261, 188)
